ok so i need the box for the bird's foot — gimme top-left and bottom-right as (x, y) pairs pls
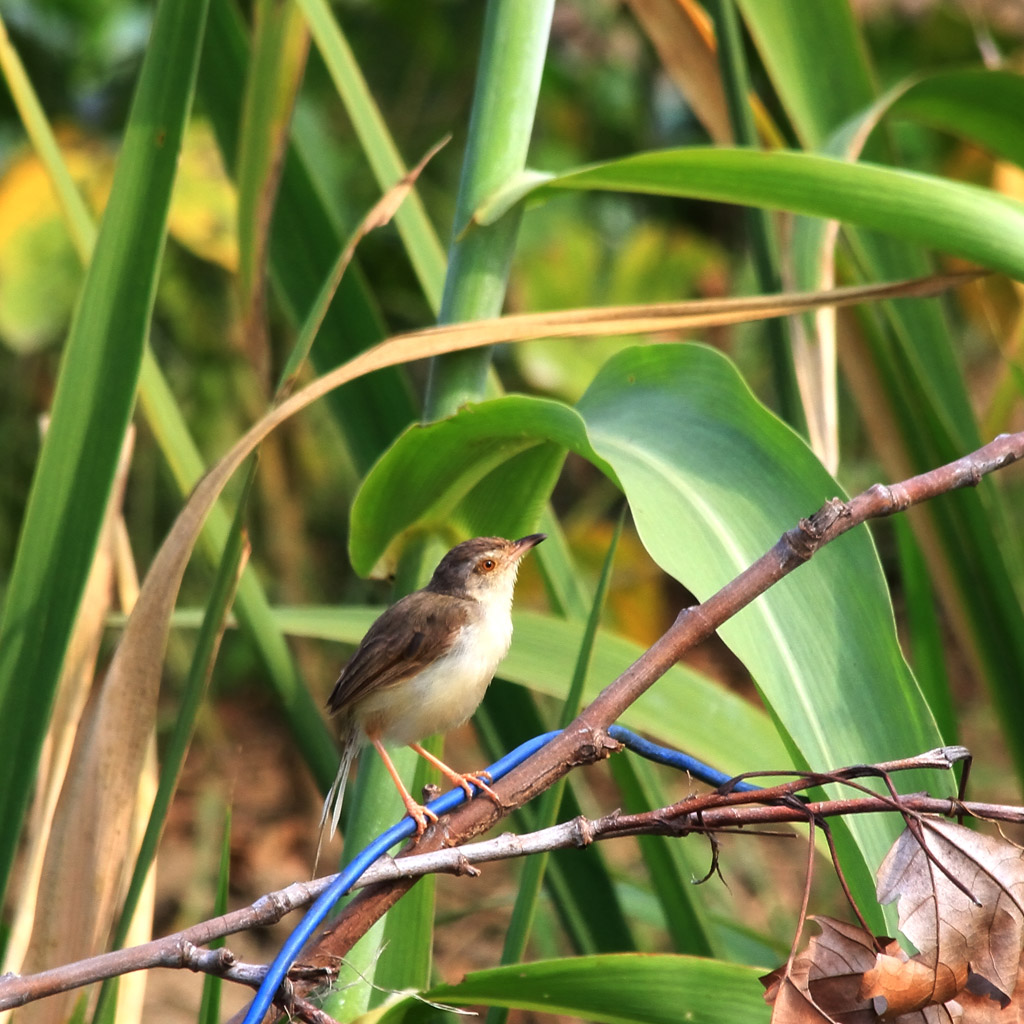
(407, 744), (504, 809)
(403, 796), (440, 836)
(452, 769), (503, 808)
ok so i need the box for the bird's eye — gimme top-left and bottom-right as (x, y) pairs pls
(480, 558), (496, 572)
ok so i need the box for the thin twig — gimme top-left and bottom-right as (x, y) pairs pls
(5, 434), (1023, 1010)
(312, 433), (1024, 964)
(6, 749), (1024, 1011)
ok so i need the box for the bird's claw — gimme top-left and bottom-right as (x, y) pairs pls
(455, 770), (503, 808)
(404, 799), (440, 836)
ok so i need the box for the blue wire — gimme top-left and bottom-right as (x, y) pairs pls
(241, 725), (755, 1023)
(240, 730), (561, 1024)
(608, 725), (761, 792)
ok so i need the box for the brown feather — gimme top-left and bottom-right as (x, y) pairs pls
(325, 590), (473, 715)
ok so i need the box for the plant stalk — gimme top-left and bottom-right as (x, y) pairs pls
(423, 0), (555, 420)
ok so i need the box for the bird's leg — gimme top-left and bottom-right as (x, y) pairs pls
(371, 738), (438, 836)
(409, 742), (503, 808)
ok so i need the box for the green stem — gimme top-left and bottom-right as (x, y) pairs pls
(486, 514), (624, 1024)
(707, 0), (804, 433)
(423, 0), (555, 420)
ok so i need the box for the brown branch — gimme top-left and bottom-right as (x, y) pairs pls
(308, 431), (1024, 964)
(3, 745), (1020, 1012)
(4, 434), (1022, 1013)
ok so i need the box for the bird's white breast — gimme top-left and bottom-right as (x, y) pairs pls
(360, 598), (514, 747)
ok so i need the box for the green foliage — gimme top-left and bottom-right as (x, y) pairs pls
(0, 0), (210, 907)
(0, 2), (1022, 1022)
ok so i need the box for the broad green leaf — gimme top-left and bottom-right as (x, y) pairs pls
(348, 395), (600, 576)
(0, 0), (209, 904)
(890, 69), (1024, 169)
(378, 954), (769, 1024)
(575, 344), (944, 915)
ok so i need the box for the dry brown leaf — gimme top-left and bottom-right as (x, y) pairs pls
(278, 134), (449, 397)
(877, 821), (1024, 1005)
(785, 79), (920, 476)
(957, 964), (1022, 1021)
(762, 916), (884, 1023)
(625, 0), (781, 146)
(762, 916), (965, 1024)
(15, 427), (137, 1024)
(625, 0), (732, 144)
(765, 822), (1024, 1024)
(861, 951), (965, 1019)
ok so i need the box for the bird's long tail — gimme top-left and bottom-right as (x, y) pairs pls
(314, 719), (361, 873)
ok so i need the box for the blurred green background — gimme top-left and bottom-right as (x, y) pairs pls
(1, 1), (1023, 1022)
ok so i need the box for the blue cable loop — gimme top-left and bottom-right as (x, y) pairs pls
(241, 730), (561, 1024)
(240, 725), (756, 1023)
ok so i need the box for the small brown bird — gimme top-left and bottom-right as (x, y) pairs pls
(321, 534), (545, 840)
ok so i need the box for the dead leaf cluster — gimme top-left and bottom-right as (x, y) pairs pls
(763, 820), (1024, 1023)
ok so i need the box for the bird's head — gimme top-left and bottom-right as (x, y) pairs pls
(426, 534), (546, 604)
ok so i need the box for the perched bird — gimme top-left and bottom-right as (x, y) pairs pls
(321, 534), (546, 841)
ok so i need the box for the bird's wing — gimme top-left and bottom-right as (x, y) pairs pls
(326, 591), (471, 715)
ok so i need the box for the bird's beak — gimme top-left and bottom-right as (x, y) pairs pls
(512, 533), (546, 559)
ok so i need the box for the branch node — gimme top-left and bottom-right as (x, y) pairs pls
(178, 940), (200, 971)
(212, 947), (237, 972)
(573, 814), (595, 847)
(790, 498), (849, 559)
(454, 853), (481, 877)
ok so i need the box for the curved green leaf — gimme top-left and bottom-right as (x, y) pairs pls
(576, 344), (943, 908)
(348, 395), (602, 575)
(379, 954), (769, 1024)
(890, 69), (1024, 169)
(482, 147), (1024, 282)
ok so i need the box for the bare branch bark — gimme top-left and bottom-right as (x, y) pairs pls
(309, 431), (1024, 965)
(3, 432), (1022, 1013)
(5, 744), (1021, 1011)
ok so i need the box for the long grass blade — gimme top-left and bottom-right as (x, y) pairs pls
(0, 0), (210, 908)
(198, 808), (233, 1024)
